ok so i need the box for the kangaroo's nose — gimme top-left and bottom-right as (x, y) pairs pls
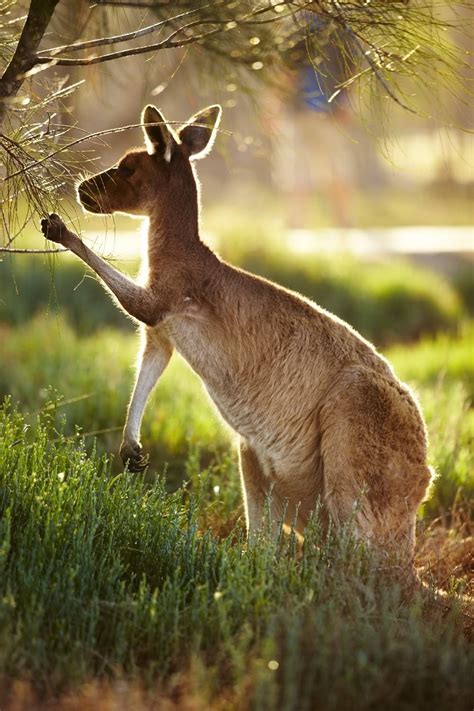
(78, 183), (101, 212)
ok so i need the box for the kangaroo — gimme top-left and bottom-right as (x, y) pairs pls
(40, 103), (432, 578)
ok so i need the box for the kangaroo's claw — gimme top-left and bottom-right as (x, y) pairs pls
(120, 440), (149, 473)
(40, 213), (70, 245)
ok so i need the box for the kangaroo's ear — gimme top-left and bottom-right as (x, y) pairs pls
(178, 105), (222, 160)
(141, 105), (175, 161)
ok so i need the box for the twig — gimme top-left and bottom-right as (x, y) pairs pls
(40, 3), (213, 55)
(32, 2), (287, 71)
(3, 121), (232, 182)
(0, 247), (68, 253)
(91, 0), (200, 7)
(330, 2), (418, 115)
(32, 25), (227, 69)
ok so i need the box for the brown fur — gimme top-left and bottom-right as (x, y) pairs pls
(41, 103), (432, 580)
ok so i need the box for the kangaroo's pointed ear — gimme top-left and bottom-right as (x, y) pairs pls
(178, 105), (222, 160)
(141, 105), (175, 161)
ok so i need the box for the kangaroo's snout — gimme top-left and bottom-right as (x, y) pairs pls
(78, 172), (116, 214)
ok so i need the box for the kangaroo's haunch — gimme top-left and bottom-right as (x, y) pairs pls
(41, 102), (432, 585)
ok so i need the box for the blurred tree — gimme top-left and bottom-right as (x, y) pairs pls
(0, 0), (472, 252)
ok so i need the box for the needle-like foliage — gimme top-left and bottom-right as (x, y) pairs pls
(0, 1), (472, 252)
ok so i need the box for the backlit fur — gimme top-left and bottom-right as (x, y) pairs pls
(42, 103), (432, 583)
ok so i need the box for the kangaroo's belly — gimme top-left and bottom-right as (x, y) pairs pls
(202, 374), (320, 467)
(167, 314), (327, 461)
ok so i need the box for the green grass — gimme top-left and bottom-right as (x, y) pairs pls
(388, 324), (474, 402)
(1, 295), (473, 707)
(387, 324), (474, 518)
(0, 401), (473, 709)
(0, 316), (228, 485)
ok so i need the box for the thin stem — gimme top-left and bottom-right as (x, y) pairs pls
(40, 3), (213, 55)
(34, 25), (227, 68)
(3, 121), (232, 181)
(0, 247), (67, 253)
(33, 2), (286, 70)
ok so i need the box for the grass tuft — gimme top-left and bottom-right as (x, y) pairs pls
(0, 401), (473, 709)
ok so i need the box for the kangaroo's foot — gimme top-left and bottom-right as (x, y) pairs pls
(120, 439), (149, 473)
(40, 213), (76, 247)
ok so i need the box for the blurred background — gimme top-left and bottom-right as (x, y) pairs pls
(1, 0), (473, 520)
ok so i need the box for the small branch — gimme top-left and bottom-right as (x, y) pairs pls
(91, 0), (199, 7)
(32, 2), (287, 71)
(3, 121), (232, 182)
(0, 247), (67, 254)
(329, 3), (418, 115)
(40, 4), (212, 56)
(33, 25), (227, 69)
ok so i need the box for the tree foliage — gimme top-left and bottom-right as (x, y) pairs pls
(0, 0), (472, 252)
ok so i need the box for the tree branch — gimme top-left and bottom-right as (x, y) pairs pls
(91, 0), (200, 7)
(3, 121), (232, 182)
(39, 3), (213, 56)
(31, 2), (288, 71)
(32, 25), (239, 69)
(0, 247), (67, 254)
(0, 0), (60, 113)
(328, 4), (418, 115)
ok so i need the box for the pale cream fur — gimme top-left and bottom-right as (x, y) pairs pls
(41, 103), (432, 578)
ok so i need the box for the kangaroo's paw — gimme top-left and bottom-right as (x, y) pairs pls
(40, 213), (74, 246)
(120, 439), (149, 473)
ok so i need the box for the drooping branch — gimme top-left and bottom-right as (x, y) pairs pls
(4, 121), (232, 182)
(33, 26), (235, 69)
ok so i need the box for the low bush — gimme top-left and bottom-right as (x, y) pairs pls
(0, 403), (472, 708)
(451, 264), (474, 316)
(227, 248), (461, 346)
(0, 254), (131, 333)
(0, 248), (463, 345)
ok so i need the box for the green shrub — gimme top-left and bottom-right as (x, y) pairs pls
(0, 402), (472, 708)
(0, 254), (132, 333)
(223, 247), (461, 346)
(388, 325), (474, 516)
(0, 249), (463, 346)
(387, 323), (474, 403)
(451, 264), (474, 316)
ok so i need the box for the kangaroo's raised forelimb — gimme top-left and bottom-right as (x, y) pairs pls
(121, 329), (173, 472)
(41, 214), (157, 326)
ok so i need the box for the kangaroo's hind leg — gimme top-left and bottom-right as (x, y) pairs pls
(239, 439), (288, 540)
(320, 371), (431, 581)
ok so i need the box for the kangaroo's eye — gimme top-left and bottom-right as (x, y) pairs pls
(119, 165), (134, 178)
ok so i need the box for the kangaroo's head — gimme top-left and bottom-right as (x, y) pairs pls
(77, 104), (221, 217)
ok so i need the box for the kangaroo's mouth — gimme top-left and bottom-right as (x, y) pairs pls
(78, 186), (106, 214)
